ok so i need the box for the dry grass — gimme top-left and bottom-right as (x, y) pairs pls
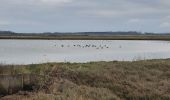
(1, 59), (170, 100)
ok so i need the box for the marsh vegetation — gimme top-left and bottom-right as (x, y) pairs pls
(1, 59), (170, 100)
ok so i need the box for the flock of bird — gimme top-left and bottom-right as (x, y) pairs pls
(54, 44), (111, 49)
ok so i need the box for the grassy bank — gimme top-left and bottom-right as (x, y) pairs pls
(1, 59), (170, 100)
(1, 35), (170, 40)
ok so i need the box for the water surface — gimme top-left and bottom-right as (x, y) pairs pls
(0, 40), (170, 64)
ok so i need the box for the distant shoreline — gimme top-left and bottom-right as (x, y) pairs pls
(1, 35), (170, 40)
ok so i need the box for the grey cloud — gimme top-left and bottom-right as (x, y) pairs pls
(0, 0), (170, 32)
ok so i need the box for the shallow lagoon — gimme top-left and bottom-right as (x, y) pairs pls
(1, 40), (170, 64)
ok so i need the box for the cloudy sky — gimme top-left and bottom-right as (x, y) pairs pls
(0, 0), (170, 33)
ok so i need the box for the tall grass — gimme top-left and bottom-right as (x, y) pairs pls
(1, 59), (170, 100)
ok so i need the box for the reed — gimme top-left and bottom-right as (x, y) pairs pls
(1, 59), (170, 100)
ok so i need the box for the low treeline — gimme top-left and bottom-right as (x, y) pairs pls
(1, 31), (170, 40)
(0, 59), (170, 100)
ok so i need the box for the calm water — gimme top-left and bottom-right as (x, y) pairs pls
(0, 40), (170, 64)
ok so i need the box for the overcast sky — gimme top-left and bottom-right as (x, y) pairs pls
(0, 0), (170, 33)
